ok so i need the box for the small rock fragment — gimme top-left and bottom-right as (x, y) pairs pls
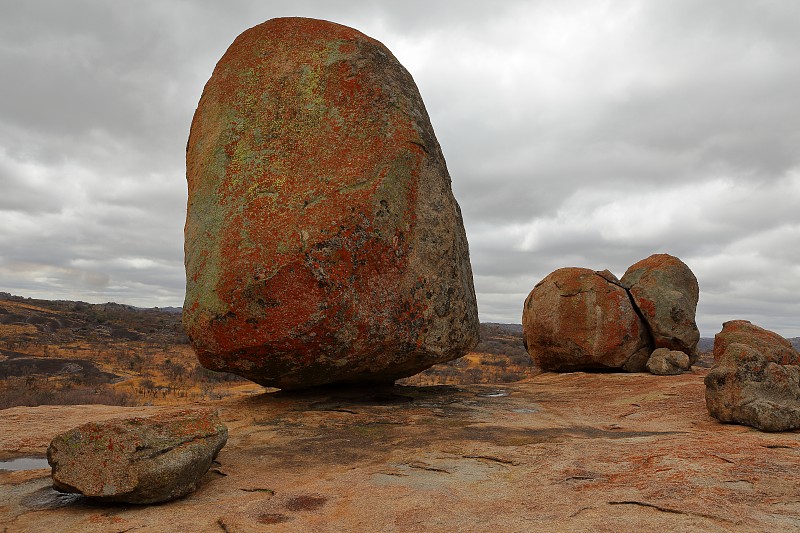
(646, 348), (690, 375)
(47, 408), (227, 504)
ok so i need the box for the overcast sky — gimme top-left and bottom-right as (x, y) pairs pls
(1, 1), (798, 337)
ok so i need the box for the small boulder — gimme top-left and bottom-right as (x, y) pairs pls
(522, 268), (650, 372)
(183, 17), (479, 389)
(713, 320), (800, 366)
(47, 409), (228, 504)
(705, 342), (800, 432)
(646, 347), (691, 375)
(621, 254), (700, 359)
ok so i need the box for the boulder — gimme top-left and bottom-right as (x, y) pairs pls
(183, 18), (479, 389)
(621, 254), (700, 359)
(713, 320), (800, 366)
(522, 268), (650, 372)
(705, 342), (800, 432)
(646, 347), (691, 375)
(47, 409), (227, 503)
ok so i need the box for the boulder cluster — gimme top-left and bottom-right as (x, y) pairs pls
(705, 320), (800, 432)
(183, 17), (479, 390)
(522, 254), (699, 374)
(174, 16), (796, 439)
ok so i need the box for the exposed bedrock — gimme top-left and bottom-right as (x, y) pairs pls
(183, 18), (479, 389)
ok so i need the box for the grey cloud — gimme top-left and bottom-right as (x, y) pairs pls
(0, 1), (798, 337)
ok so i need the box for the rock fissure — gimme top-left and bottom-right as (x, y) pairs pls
(607, 501), (732, 522)
(523, 254), (700, 374)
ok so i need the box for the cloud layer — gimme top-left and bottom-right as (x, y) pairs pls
(1, 1), (798, 336)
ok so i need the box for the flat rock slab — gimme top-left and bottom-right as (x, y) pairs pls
(47, 408), (227, 504)
(2, 372), (799, 531)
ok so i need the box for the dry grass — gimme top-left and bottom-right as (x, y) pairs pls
(0, 296), (535, 406)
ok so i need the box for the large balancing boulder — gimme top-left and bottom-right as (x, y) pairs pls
(47, 409), (228, 504)
(522, 268), (650, 372)
(184, 18), (479, 389)
(620, 253), (700, 358)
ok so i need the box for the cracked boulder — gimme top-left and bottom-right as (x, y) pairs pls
(47, 409), (228, 504)
(620, 254), (700, 360)
(705, 336), (800, 432)
(183, 18), (479, 389)
(522, 267), (650, 372)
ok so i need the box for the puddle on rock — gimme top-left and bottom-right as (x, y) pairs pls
(476, 390), (509, 398)
(0, 457), (50, 471)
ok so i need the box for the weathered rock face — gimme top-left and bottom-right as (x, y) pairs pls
(522, 268), (650, 372)
(621, 254), (700, 358)
(523, 254), (701, 374)
(646, 347), (690, 376)
(705, 342), (800, 432)
(713, 320), (800, 366)
(47, 409), (227, 503)
(184, 18), (479, 389)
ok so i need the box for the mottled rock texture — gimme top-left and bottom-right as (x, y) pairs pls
(184, 18), (479, 389)
(647, 348), (691, 376)
(522, 268), (650, 372)
(713, 320), (800, 366)
(621, 254), (700, 359)
(47, 409), (227, 503)
(705, 341), (800, 432)
(523, 253), (700, 373)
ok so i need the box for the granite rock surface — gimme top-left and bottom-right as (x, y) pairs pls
(47, 408), (227, 503)
(522, 268), (649, 372)
(184, 18), (479, 389)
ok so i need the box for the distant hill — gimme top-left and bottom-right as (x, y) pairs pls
(0, 292), (187, 345)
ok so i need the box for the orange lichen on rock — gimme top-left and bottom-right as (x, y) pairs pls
(184, 18), (478, 389)
(522, 253), (700, 373)
(46, 408), (227, 504)
(522, 268), (650, 372)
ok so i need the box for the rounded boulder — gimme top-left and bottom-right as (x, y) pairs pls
(522, 268), (650, 372)
(621, 253), (700, 358)
(183, 18), (479, 389)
